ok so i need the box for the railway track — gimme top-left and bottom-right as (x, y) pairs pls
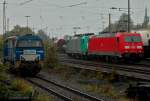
(59, 57), (150, 81)
(136, 60), (150, 67)
(59, 54), (150, 67)
(133, 63), (150, 68)
(27, 75), (104, 101)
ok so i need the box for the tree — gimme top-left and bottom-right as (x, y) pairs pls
(6, 25), (34, 37)
(103, 13), (133, 32)
(37, 30), (49, 40)
(142, 8), (149, 28)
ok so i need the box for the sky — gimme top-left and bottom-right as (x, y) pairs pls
(0, 0), (150, 38)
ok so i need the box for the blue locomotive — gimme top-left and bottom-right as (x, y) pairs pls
(3, 34), (44, 76)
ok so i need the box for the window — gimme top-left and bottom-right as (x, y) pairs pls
(125, 36), (132, 42)
(17, 40), (42, 47)
(125, 36), (141, 42)
(7, 40), (14, 48)
(133, 36), (141, 42)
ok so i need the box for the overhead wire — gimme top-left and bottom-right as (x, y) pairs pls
(19, 0), (34, 6)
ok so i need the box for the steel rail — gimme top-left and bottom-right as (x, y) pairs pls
(36, 75), (104, 101)
(60, 59), (150, 74)
(27, 79), (72, 101)
(59, 59), (150, 81)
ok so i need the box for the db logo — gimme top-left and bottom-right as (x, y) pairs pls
(131, 46), (135, 49)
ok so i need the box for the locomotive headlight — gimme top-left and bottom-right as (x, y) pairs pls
(35, 56), (40, 61)
(20, 56), (25, 61)
(137, 46), (142, 49)
(124, 46), (130, 49)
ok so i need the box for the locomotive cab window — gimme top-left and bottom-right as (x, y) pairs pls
(125, 36), (132, 42)
(17, 40), (42, 47)
(133, 36), (141, 42)
(125, 36), (141, 42)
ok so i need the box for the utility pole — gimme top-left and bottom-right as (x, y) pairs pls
(110, 0), (131, 32)
(101, 13), (105, 31)
(73, 27), (80, 35)
(25, 16), (31, 33)
(6, 18), (9, 32)
(3, 0), (7, 39)
(109, 13), (111, 33)
(128, 0), (130, 32)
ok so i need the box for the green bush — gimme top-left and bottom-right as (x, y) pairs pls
(0, 83), (9, 98)
(44, 40), (58, 69)
(11, 79), (33, 95)
(0, 64), (8, 80)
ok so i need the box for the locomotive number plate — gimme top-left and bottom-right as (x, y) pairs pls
(23, 50), (36, 55)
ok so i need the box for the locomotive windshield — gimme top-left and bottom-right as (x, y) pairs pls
(125, 36), (141, 42)
(17, 40), (42, 47)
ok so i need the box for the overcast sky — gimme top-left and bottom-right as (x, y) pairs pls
(0, 0), (150, 38)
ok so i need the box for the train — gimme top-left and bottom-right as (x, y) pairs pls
(3, 34), (44, 76)
(66, 32), (144, 63)
(54, 39), (66, 53)
(132, 30), (150, 58)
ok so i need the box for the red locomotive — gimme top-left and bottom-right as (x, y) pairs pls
(88, 32), (144, 62)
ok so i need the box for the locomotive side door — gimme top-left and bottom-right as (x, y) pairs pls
(8, 39), (16, 63)
(81, 36), (88, 55)
(115, 37), (120, 55)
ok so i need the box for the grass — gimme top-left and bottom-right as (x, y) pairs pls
(83, 84), (136, 101)
(60, 67), (79, 81)
(53, 66), (122, 99)
(95, 68), (104, 80)
(78, 69), (97, 79)
(0, 83), (9, 98)
(34, 94), (54, 101)
(11, 79), (33, 95)
(83, 84), (118, 97)
(49, 65), (133, 101)
(118, 98), (135, 101)
(0, 64), (34, 98)
(0, 64), (9, 80)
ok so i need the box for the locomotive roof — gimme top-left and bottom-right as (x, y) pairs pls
(5, 36), (17, 41)
(93, 32), (139, 38)
(74, 33), (94, 37)
(5, 34), (42, 41)
(17, 34), (42, 40)
(6, 36), (17, 39)
(132, 29), (150, 34)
